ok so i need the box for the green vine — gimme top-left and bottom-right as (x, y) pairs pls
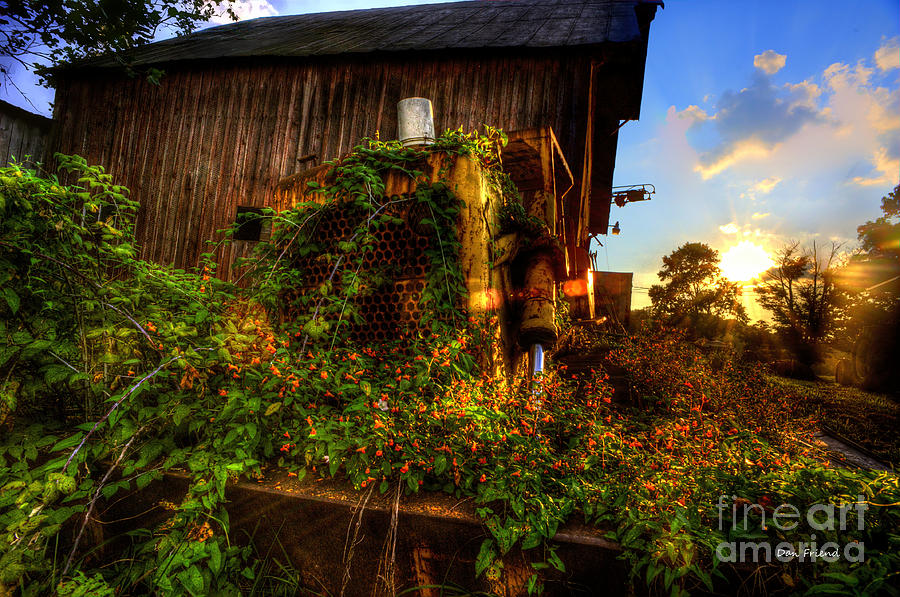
(1, 140), (898, 596)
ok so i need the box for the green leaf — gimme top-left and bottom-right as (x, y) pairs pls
(527, 573), (539, 594)
(172, 404), (192, 426)
(647, 562), (663, 585)
(136, 471), (156, 490)
(178, 565), (205, 596)
(208, 541), (223, 576)
(26, 339), (52, 351)
(0, 346), (17, 368)
(821, 573), (859, 586)
(52, 433), (84, 452)
(2, 287), (19, 314)
(44, 364), (73, 384)
(804, 583), (846, 595)
(547, 548), (565, 573)
(475, 539), (496, 577)
(521, 531), (542, 550)
(264, 402), (281, 416)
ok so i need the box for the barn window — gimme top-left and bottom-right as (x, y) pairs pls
(234, 206), (265, 241)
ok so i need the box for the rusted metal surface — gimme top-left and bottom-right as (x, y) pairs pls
(519, 251), (559, 348)
(101, 472), (629, 596)
(504, 127), (574, 272)
(592, 271), (633, 329)
(274, 152), (530, 378)
(0, 100), (51, 167)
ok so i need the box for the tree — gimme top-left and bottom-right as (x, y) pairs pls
(832, 184), (900, 390)
(755, 240), (841, 366)
(649, 242), (747, 333)
(833, 184), (900, 344)
(857, 183), (899, 262)
(0, 0), (234, 83)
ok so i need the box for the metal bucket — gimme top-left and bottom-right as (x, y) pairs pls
(397, 98), (435, 147)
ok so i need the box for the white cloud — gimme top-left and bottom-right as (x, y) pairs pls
(875, 36), (900, 72)
(677, 105), (711, 124)
(687, 71), (824, 178)
(850, 147), (899, 186)
(694, 138), (773, 180)
(751, 177), (781, 194)
(785, 81), (823, 109)
(647, 45), (899, 268)
(754, 50), (787, 75)
(719, 222), (740, 234)
(209, 0), (278, 24)
(679, 51), (898, 189)
(825, 60), (874, 89)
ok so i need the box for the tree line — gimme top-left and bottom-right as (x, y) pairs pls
(641, 184), (899, 388)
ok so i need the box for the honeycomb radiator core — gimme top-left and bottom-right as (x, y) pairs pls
(295, 199), (434, 343)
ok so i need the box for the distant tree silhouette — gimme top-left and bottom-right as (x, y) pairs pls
(833, 184), (900, 390)
(857, 184), (899, 262)
(755, 240), (841, 367)
(649, 242), (747, 334)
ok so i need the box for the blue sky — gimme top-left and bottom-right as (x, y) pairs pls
(2, 0), (898, 319)
(607, 0), (899, 317)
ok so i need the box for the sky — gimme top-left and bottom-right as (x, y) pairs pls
(2, 0), (898, 321)
(605, 1), (899, 318)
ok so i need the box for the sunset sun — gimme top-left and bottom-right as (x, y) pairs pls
(720, 240), (773, 282)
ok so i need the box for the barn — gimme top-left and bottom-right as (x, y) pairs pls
(0, 99), (52, 168)
(48, 0), (660, 283)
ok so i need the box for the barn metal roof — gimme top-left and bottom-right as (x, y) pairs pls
(78, 0), (654, 68)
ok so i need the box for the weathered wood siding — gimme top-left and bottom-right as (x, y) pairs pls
(0, 100), (52, 167)
(51, 50), (595, 279)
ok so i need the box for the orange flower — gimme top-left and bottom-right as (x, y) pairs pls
(320, 370), (328, 380)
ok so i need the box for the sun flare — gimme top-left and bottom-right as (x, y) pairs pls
(720, 241), (773, 282)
